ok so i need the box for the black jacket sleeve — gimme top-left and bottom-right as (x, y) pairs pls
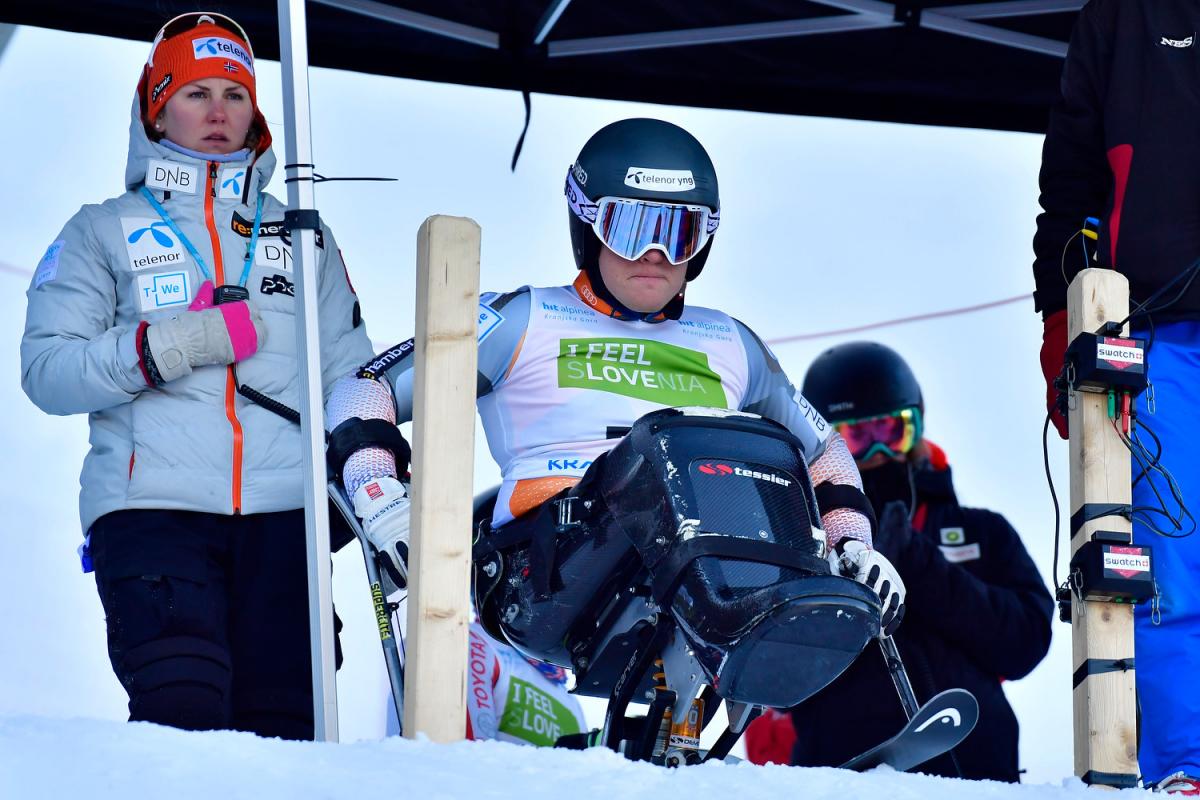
(1031, 0), (1116, 318)
(897, 509), (1054, 681)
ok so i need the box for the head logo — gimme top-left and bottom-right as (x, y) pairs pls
(697, 463), (734, 476)
(127, 222), (174, 248)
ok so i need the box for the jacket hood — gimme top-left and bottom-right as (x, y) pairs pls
(124, 95), (275, 198)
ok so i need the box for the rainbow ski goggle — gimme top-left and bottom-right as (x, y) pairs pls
(565, 170), (719, 265)
(833, 407), (923, 462)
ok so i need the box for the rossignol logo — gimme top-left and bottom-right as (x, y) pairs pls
(623, 167), (696, 193)
(192, 36), (254, 74)
(151, 74), (173, 104)
(696, 462), (792, 486)
(1161, 34), (1194, 48)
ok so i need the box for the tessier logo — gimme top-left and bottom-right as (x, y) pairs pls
(697, 462), (734, 476)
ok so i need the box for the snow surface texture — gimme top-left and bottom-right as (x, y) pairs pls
(0, 715), (1152, 800)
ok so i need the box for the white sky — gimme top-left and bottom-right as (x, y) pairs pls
(0, 24), (1071, 783)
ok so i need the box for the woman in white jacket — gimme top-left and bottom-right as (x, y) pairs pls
(20, 12), (374, 739)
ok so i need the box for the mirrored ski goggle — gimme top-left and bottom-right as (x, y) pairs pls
(565, 170), (719, 265)
(147, 11), (254, 68)
(833, 407), (923, 462)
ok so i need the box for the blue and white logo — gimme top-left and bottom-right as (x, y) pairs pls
(219, 167), (245, 200)
(191, 36), (254, 74)
(137, 271), (191, 312)
(121, 217), (185, 272)
(546, 457), (593, 472)
(34, 240), (66, 289)
(478, 301), (504, 343)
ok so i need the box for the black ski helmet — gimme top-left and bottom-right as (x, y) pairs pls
(801, 342), (924, 422)
(567, 118), (720, 282)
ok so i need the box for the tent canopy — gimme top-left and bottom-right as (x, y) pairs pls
(3, 0), (1079, 133)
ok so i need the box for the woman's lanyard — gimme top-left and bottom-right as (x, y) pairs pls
(140, 185), (264, 288)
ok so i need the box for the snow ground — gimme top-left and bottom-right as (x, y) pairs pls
(0, 714), (1147, 800)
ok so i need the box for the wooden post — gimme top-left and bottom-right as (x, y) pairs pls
(404, 215), (480, 741)
(1067, 268), (1138, 788)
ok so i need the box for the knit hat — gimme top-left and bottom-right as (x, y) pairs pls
(139, 13), (269, 150)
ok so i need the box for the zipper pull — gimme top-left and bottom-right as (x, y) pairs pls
(209, 162), (218, 197)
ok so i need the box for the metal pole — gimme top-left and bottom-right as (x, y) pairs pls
(878, 636), (920, 720)
(277, 0), (339, 742)
(328, 481), (406, 731)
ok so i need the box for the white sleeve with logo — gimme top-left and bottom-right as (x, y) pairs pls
(327, 289), (532, 495)
(21, 206), (150, 414)
(469, 623), (587, 747)
(734, 320), (871, 547)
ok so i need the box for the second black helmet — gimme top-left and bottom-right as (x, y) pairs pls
(801, 341), (924, 422)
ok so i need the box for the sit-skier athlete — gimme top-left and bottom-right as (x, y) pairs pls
(326, 119), (906, 706)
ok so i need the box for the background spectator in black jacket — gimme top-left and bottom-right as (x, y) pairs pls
(1033, 2), (1200, 790)
(744, 342), (1052, 781)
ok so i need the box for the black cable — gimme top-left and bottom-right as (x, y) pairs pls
(1117, 257), (1200, 328)
(1121, 417), (1195, 539)
(231, 365), (330, 442)
(1043, 412), (1064, 591)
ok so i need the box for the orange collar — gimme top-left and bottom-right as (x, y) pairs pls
(572, 271), (675, 322)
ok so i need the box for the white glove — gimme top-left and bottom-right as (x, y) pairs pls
(144, 283), (266, 383)
(353, 476), (411, 592)
(829, 539), (906, 636)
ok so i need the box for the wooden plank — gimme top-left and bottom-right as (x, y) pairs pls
(404, 215), (481, 742)
(1066, 268), (1137, 784)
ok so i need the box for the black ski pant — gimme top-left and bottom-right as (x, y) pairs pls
(89, 508), (340, 740)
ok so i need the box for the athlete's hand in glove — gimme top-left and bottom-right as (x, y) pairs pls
(143, 281), (265, 384)
(353, 476), (410, 593)
(829, 539), (906, 636)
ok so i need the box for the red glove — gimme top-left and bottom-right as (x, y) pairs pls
(1040, 310), (1069, 439)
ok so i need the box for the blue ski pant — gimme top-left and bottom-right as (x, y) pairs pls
(1133, 320), (1200, 783)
